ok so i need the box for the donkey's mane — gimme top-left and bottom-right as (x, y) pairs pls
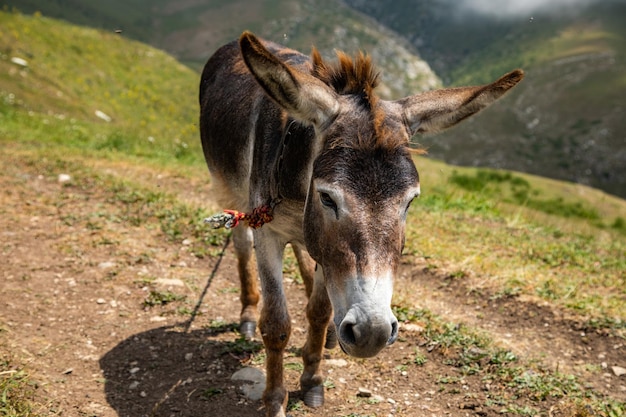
(311, 48), (380, 110)
(310, 48), (414, 151)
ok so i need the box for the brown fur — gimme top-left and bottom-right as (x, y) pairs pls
(310, 49), (400, 150)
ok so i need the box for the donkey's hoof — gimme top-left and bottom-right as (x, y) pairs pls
(303, 384), (324, 408)
(324, 323), (338, 349)
(239, 321), (256, 340)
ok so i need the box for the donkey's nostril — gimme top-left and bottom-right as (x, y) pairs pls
(388, 320), (399, 345)
(339, 320), (357, 346)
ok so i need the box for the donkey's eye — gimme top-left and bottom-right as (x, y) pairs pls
(405, 198), (415, 214)
(319, 192), (337, 211)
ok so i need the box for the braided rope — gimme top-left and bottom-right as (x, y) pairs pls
(204, 205), (273, 229)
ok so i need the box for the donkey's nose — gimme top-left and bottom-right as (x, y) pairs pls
(388, 319), (399, 345)
(338, 311), (396, 358)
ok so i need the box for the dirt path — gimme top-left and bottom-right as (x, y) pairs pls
(1, 152), (624, 417)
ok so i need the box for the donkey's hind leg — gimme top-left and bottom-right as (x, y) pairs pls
(232, 225), (259, 339)
(292, 245), (337, 349)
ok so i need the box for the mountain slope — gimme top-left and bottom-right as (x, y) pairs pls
(344, 0), (626, 198)
(2, 0), (441, 99)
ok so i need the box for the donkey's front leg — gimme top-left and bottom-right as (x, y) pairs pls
(255, 229), (291, 417)
(300, 264), (332, 408)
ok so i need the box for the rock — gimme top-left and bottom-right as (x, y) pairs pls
(58, 174), (71, 183)
(612, 366), (626, 377)
(153, 278), (184, 287)
(10, 57), (28, 67)
(231, 367), (266, 401)
(402, 323), (424, 333)
(129, 381), (139, 390)
(357, 387), (372, 397)
(325, 359), (348, 367)
(96, 298), (106, 304)
(94, 110), (112, 122)
(184, 353), (193, 361)
(98, 261), (116, 269)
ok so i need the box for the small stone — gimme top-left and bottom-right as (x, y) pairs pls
(129, 367), (140, 374)
(98, 261), (116, 269)
(387, 398), (396, 404)
(129, 381), (139, 390)
(153, 278), (184, 287)
(325, 359), (348, 367)
(231, 367), (265, 401)
(402, 323), (424, 333)
(140, 391), (147, 398)
(149, 316), (167, 322)
(612, 366), (626, 377)
(184, 352), (193, 361)
(110, 300), (118, 308)
(58, 174), (71, 183)
(182, 238), (192, 246)
(10, 57), (28, 67)
(61, 368), (73, 375)
(96, 298), (106, 304)
(95, 110), (112, 122)
(357, 387), (372, 397)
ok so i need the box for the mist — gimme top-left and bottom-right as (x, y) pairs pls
(454, 0), (623, 18)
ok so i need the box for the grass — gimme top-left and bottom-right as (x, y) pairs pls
(393, 305), (624, 416)
(405, 159), (626, 320)
(0, 325), (37, 417)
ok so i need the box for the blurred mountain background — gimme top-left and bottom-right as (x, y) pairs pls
(4, 0), (625, 197)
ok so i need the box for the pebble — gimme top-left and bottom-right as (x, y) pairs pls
(98, 261), (116, 269)
(357, 387), (372, 397)
(612, 366), (626, 377)
(402, 323), (424, 333)
(58, 174), (71, 183)
(129, 381), (139, 390)
(326, 359), (348, 367)
(185, 353), (193, 361)
(10, 57), (28, 67)
(231, 367), (266, 401)
(153, 278), (185, 287)
(96, 298), (106, 304)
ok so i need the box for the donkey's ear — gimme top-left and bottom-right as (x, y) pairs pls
(396, 70), (524, 136)
(239, 31), (339, 128)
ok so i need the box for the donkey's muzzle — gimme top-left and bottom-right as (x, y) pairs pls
(337, 309), (399, 358)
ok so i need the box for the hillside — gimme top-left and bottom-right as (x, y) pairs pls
(1, 0), (440, 99)
(1, 11), (625, 417)
(344, 0), (626, 198)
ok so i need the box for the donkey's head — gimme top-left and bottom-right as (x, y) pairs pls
(240, 31), (523, 358)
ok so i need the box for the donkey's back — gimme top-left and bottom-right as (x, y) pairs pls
(199, 39), (312, 214)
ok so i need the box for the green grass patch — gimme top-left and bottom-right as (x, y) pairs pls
(393, 305), (618, 415)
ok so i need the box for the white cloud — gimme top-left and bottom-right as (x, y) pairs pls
(456, 0), (611, 17)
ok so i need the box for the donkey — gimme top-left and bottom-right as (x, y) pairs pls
(199, 31), (523, 416)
